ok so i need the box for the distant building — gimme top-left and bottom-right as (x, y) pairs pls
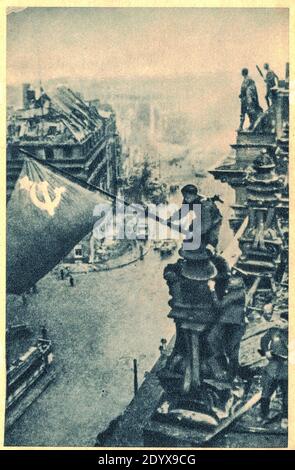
(96, 93), (167, 176)
(7, 84), (122, 199)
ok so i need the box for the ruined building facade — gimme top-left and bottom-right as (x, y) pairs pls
(7, 84), (122, 199)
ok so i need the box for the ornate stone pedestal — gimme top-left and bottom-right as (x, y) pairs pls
(146, 240), (246, 444)
(158, 245), (217, 396)
(235, 151), (283, 293)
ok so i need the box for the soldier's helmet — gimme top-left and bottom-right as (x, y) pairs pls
(264, 63), (270, 70)
(181, 184), (199, 196)
(241, 68), (249, 77)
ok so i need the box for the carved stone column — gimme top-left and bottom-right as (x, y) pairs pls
(160, 245), (218, 398)
(236, 151), (283, 290)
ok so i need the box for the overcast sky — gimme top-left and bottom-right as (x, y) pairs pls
(7, 7), (289, 85)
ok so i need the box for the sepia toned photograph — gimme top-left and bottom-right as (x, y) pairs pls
(3, 4), (291, 449)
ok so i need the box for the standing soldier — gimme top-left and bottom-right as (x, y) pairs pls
(263, 63), (279, 107)
(239, 68), (262, 131)
(239, 68), (251, 131)
(258, 309), (288, 429)
(207, 246), (231, 300)
(208, 275), (247, 381)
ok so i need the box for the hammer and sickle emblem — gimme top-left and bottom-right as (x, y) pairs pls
(19, 176), (66, 216)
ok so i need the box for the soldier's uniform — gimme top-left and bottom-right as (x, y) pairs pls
(239, 77), (262, 130)
(259, 327), (288, 420)
(239, 77), (252, 130)
(166, 185), (222, 249)
(211, 254), (230, 301)
(265, 70), (278, 107)
(208, 277), (246, 380)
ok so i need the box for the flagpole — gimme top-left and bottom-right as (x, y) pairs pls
(18, 148), (186, 236)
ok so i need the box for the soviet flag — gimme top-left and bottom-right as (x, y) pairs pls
(7, 157), (113, 295)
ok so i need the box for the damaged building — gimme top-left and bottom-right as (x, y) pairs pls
(7, 84), (122, 199)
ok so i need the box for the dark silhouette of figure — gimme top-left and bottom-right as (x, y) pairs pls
(239, 68), (263, 130)
(258, 304), (288, 429)
(41, 325), (48, 340)
(208, 275), (246, 381)
(263, 63), (279, 107)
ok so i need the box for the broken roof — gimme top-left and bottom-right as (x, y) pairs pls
(8, 85), (107, 144)
(50, 85), (104, 142)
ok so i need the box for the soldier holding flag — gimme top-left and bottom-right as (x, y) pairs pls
(6, 151), (189, 295)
